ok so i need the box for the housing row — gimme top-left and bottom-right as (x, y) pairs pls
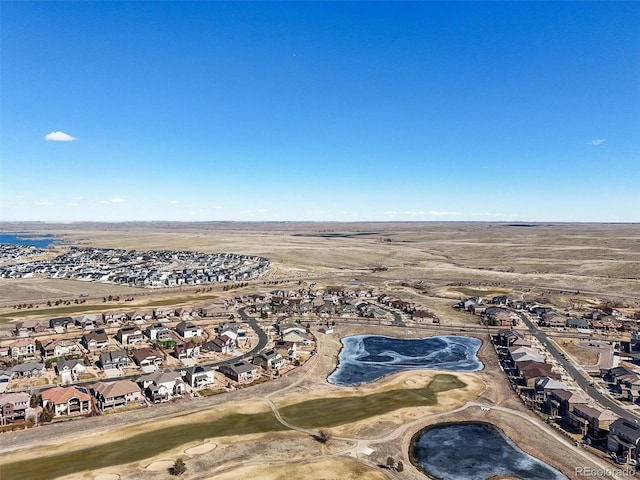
(457, 295), (640, 332)
(0, 345), (292, 425)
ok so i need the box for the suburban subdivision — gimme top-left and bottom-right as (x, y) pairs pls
(1, 222), (639, 480)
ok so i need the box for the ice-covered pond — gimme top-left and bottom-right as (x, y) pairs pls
(411, 422), (568, 480)
(327, 335), (483, 386)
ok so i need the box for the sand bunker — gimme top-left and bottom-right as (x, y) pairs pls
(94, 475), (120, 480)
(146, 460), (174, 472)
(185, 442), (217, 455)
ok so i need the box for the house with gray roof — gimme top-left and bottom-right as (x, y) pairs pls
(184, 365), (216, 388)
(253, 349), (283, 371)
(609, 418), (640, 461)
(219, 360), (258, 383)
(99, 349), (129, 370)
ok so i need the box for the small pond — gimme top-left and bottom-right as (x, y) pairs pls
(327, 335), (483, 386)
(411, 422), (568, 480)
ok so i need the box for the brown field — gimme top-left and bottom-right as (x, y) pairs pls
(556, 338), (600, 366)
(1, 221), (636, 479)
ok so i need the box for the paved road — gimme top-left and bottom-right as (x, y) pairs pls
(32, 309), (269, 394)
(517, 312), (640, 422)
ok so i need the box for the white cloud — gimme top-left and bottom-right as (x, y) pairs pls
(45, 131), (77, 142)
(110, 198), (126, 203)
(256, 208), (269, 213)
(586, 139), (606, 146)
(169, 200), (178, 204)
(99, 200), (109, 204)
(429, 210), (463, 216)
(37, 201), (53, 206)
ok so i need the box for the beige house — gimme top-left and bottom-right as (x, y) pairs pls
(92, 380), (143, 411)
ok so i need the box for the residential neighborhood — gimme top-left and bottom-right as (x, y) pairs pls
(0, 246), (270, 287)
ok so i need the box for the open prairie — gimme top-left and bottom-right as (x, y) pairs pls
(2, 222), (640, 310)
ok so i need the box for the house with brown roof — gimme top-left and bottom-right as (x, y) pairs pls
(13, 320), (45, 337)
(547, 389), (590, 419)
(81, 329), (109, 351)
(42, 386), (92, 417)
(412, 310), (439, 323)
(202, 335), (233, 354)
(519, 362), (560, 388)
(568, 403), (618, 438)
(132, 347), (163, 369)
(91, 380), (143, 411)
(174, 342), (200, 360)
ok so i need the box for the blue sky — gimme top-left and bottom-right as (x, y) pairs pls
(1, 2), (638, 222)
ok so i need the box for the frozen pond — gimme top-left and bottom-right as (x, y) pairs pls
(327, 335), (482, 386)
(411, 422), (568, 480)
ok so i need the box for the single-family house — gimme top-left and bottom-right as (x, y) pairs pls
(132, 347), (163, 368)
(7, 362), (45, 378)
(75, 314), (100, 330)
(274, 340), (297, 360)
(40, 339), (78, 359)
(9, 338), (37, 360)
(145, 322), (172, 342)
(41, 385), (92, 417)
(567, 318), (590, 329)
(13, 320), (45, 337)
(55, 358), (87, 385)
(0, 392), (31, 425)
(102, 311), (126, 325)
(568, 403), (618, 438)
(412, 310), (439, 323)
(175, 307), (193, 319)
(534, 376), (567, 405)
(99, 349), (129, 370)
(509, 347), (546, 364)
(547, 389), (590, 419)
(202, 335), (234, 354)
(116, 325), (144, 346)
(184, 364), (216, 388)
(174, 342), (200, 360)
(200, 304), (229, 318)
(49, 317), (74, 330)
(175, 320), (202, 339)
(253, 349), (284, 371)
(609, 418), (640, 461)
(138, 371), (185, 403)
(125, 310), (152, 322)
(81, 329), (110, 351)
(218, 322), (247, 341)
(495, 329), (531, 348)
(519, 362), (561, 388)
(219, 360), (258, 383)
(92, 380), (143, 411)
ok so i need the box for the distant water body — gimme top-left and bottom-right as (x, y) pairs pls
(328, 335), (483, 386)
(0, 233), (58, 248)
(411, 422), (567, 480)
